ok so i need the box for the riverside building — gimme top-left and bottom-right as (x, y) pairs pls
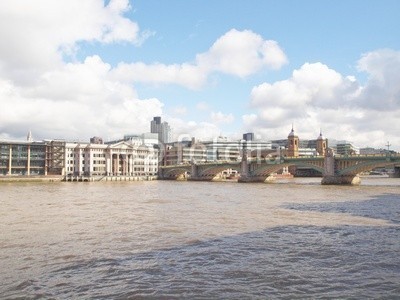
(162, 136), (273, 166)
(0, 133), (158, 180)
(0, 140), (47, 176)
(64, 140), (158, 179)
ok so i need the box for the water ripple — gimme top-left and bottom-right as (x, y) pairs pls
(1, 180), (399, 298)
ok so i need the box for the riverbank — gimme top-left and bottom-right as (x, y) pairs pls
(0, 175), (63, 182)
(0, 175), (158, 183)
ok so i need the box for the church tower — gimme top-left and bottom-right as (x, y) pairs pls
(287, 125), (299, 157)
(316, 130), (327, 156)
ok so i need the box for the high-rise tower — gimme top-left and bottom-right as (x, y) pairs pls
(150, 116), (171, 144)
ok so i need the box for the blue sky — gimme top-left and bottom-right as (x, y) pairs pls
(0, 0), (399, 150)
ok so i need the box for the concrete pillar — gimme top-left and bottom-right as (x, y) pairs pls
(238, 143), (250, 182)
(88, 149), (93, 176)
(113, 155), (118, 175)
(321, 148), (360, 185)
(391, 166), (400, 178)
(240, 159), (249, 178)
(191, 163), (198, 179)
(106, 154), (111, 175)
(124, 155), (129, 175)
(77, 149), (82, 176)
(323, 149), (335, 177)
(8, 146), (12, 175)
(106, 156), (110, 175)
(27, 145), (31, 176)
(121, 155), (126, 175)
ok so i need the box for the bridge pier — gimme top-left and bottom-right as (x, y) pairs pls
(238, 175), (275, 183)
(189, 176), (222, 181)
(321, 148), (361, 185)
(238, 176), (261, 183)
(390, 166), (400, 178)
(321, 175), (361, 185)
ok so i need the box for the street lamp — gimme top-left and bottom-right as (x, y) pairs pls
(386, 141), (391, 157)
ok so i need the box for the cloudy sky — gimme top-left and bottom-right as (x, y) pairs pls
(0, 0), (399, 151)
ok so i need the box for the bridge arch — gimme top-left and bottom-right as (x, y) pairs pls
(195, 163), (241, 179)
(160, 166), (191, 179)
(338, 161), (397, 176)
(251, 162), (324, 177)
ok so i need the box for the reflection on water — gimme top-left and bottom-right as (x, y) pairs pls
(1, 178), (399, 298)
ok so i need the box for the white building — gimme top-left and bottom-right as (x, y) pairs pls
(162, 137), (273, 165)
(65, 141), (158, 178)
(332, 141), (360, 155)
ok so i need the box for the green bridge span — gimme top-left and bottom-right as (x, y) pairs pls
(159, 153), (400, 185)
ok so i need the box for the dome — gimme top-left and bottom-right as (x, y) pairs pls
(288, 125), (297, 138)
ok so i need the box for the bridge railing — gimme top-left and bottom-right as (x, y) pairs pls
(283, 155), (324, 160)
(247, 157), (284, 164)
(160, 159), (241, 168)
(335, 153), (400, 159)
(161, 153), (400, 169)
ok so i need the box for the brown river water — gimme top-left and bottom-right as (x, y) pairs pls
(1, 177), (399, 299)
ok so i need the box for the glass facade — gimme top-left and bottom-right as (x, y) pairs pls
(0, 142), (47, 175)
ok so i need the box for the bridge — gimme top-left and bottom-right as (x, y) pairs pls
(159, 152), (400, 185)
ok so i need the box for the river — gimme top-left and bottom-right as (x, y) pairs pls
(0, 177), (399, 299)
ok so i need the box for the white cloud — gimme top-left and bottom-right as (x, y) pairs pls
(112, 29), (287, 89)
(244, 50), (400, 150)
(196, 29), (288, 77)
(0, 56), (163, 141)
(251, 62), (359, 111)
(356, 49), (400, 110)
(242, 114), (258, 127)
(196, 101), (210, 111)
(0, 0), (398, 152)
(171, 106), (188, 116)
(111, 62), (207, 90)
(0, 0), (142, 84)
(0, 1), (164, 141)
(168, 118), (222, 141)
(210, 111), (235, 124)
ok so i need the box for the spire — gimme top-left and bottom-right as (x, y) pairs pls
(288, 124), (295, 137)
(27, 130), (33, 142)
(317, 129), (324, 140)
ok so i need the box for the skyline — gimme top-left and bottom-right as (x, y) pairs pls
(0, 1), (399, 151)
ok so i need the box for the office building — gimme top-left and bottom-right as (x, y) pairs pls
(150, 116), (171, 144)
(243, 132), (254, 141)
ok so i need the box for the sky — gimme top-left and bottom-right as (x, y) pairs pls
(0, 0), (399, 151)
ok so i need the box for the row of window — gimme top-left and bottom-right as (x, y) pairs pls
(0, 161), (45, 167)
(66, 153), (157, 159)
(65, 160), (157, 166)
(66, 167), (158, 172)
